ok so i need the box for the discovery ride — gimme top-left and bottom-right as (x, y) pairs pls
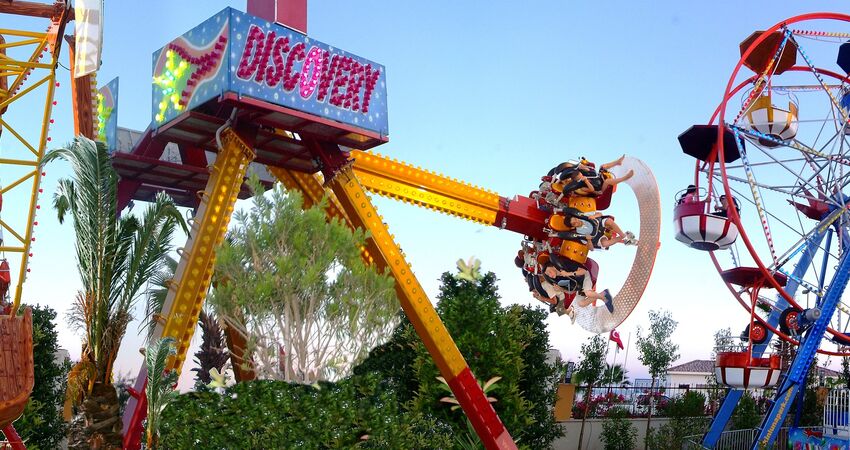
(110, 2), (660, 448)
(675, 12), (850, 449)
(0, 1), (662, 448)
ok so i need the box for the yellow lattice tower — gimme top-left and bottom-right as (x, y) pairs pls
(0, 11), (67, 314)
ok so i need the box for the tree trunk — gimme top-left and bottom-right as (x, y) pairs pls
(577, 383), (593, 450)
(644, 377), (655, 448)
(68, 382), (123, 450)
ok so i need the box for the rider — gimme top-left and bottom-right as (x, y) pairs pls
(557, 155), (634, 197)
(551, 207), (634, 249)
(538, 261), (614, 313)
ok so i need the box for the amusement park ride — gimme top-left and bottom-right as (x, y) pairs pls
(0, 1), (662, 449)
(674, 12), (850, 449)
(13, 3), (850, 450)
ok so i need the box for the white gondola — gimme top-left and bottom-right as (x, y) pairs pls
(673, 199), (739, 251)
(743, 90), (799, 146)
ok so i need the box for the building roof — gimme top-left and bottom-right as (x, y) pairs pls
(667, 360), (714, 374)
(817, 366), (841, 378)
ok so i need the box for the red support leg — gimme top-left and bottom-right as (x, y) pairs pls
(2, 424), (26, 450)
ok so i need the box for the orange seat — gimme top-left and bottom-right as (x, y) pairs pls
(559, 239), (589, 264)
(0, 308), (33, 429)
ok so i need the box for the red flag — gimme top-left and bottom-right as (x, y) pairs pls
(609, 329), (624, 350)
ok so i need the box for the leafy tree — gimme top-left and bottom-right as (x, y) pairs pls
(575, 334), (607, 450)
(145, 338), (179, 450)
(705, 327), (733, 413)
(731, 391), (760, 430)
(636, 309), (680, 447)
(356, 263), (563, 449)
(600, 407), (638, 450)
(210, 181), (398, 383)
(842, 356), (850, 389)
(3, 305), (69, 449)
(45, 136), (185, 449)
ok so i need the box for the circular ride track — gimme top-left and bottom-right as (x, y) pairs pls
(695, 14), (850, 356)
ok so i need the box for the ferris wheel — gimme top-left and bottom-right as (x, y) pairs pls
(676, 12), (850, 448)
(678, 13), (850, 358)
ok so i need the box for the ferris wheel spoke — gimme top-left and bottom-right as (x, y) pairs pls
(787, 31), (850, 127)
(730, 124), (850, 168)
(752, 142), (837, 202)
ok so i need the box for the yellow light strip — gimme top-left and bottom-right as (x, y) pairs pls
(0, 157), (38, 166)
(153, 128), (255, 373)
(350, 150), (501, 225)
(0, 37), (44, 50)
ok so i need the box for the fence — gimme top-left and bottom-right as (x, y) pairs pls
(572, 384), (770, 419)
(682, 427), (819, 449)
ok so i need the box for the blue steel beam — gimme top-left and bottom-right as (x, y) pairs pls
(751, 246), (850, 448)
(702, 230), (825, 447)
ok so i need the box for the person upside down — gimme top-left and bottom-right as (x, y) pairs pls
(551, 207), (636, 250)
(526, 260), (614, 316)
(551, 155), (634, 197)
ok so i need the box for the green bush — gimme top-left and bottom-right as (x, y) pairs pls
(645, 392), (710, 450)
(158, 373), (453, 448)
(667, 391), (706, 417)
(358, 271), (564, 449)
(731, 391), (761, 430)
(600, 407), (637, 450)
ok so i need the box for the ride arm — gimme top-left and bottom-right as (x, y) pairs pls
(350, 150), (548, 239)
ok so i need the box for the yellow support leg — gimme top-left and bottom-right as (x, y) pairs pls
(157, 127), (255, 371)
(327, 166), (516, 450)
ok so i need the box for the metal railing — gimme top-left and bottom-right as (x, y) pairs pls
(682, 427), (818, 449)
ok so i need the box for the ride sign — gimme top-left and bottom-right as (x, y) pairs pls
(151, 7), (388, 136)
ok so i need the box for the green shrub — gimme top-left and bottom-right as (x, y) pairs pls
(731, 391), (761, 430)
(158, 373), (452, 448)
(600, 407), (637, 450)
(358, 271), (564, 449)
(667, 391), (706, 417)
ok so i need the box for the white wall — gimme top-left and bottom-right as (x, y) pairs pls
(553, 418), (674, 450)
(667, 372), (710, 387)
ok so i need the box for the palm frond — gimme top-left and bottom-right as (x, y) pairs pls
(142, 255), (177, 342)
(145, 337), (179, 447)
(45, 136), (184, 386)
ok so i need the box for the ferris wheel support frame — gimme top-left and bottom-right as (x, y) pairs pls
(702, 229), (825, 447)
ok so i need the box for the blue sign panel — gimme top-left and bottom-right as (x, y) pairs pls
(97, 77), (119, 151)
(151, 8), (388, 136)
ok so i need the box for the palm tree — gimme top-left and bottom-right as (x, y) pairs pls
(144, 337), (179, 450)
(602, 363), (629, 385)
(44, 136), (185, 449)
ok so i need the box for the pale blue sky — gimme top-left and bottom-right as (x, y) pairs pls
(2, 1), (848, 387)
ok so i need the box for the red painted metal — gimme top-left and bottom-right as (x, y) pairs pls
(448, 368), (518, 450)
(248, 0), (307, 33)
(495, 195), (549, 240)
(1, 424), (25, 450)
(720, 267), (787, 289)
(122, 384), (146, 450)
